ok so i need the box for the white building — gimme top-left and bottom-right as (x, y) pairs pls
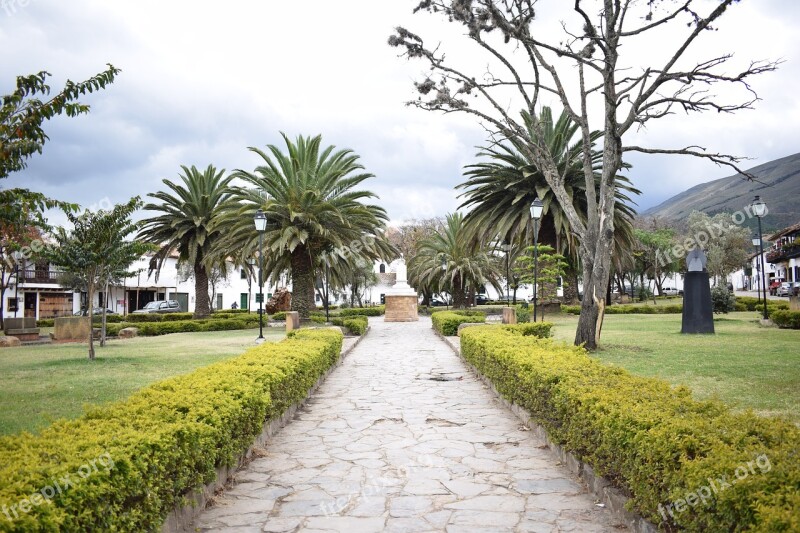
(3, 252), (286, 320)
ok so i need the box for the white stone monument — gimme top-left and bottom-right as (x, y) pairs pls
(384, 257), (419, 322)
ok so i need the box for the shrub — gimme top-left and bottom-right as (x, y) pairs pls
(501, 322), (553, 338)
(124, 313), (165, 323)
(459, 326), (800, 531)
(340, 306), (385, 317)
(105, 319), (255, 337)
(271, 311), (287, 322)
(309, 315), (327, 324)
(331, 315), (368, 336)
(0, 329), (343, 531)
(431, 310), (486, 336)
(562, 304), (684, 315)
(515, 304), (530, 323)
(771, 310), (800, 329)
(711, 286), (736, 314)
(35, 319), (55, 328)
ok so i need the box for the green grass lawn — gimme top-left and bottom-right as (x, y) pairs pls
(0, 328), (285, 436)
(547, 311), (800, 423)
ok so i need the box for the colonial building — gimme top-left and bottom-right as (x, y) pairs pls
(766, 222), (800, 288)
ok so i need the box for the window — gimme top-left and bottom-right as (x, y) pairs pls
(379, 263), (386, 273)
(240, 269), (247, 279)
(7, 298), (18, 312)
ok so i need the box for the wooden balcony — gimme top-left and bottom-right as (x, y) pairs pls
(20, 269), (64, 284)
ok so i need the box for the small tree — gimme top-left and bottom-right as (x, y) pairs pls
(1, 65), (120, 179)
(515, 244), (568, 321)
(46, 198), (148, 359)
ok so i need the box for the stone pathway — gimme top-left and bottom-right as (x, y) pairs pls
(192, 318), (622, 532)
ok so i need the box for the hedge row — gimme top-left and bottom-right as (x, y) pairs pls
(0, 328), (343, 531)
(431, 310), (486, 336)
(330, 315), (369, 336)
(104, 318), (259, 337)
(339, 306), (385, 317)
(771, 310), (800, 329)
(459, 326), (800, 531)
(563, 304), (684, 315)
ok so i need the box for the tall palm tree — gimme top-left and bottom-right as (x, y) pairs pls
(409, 212), (501, 308)
(457, 106), (640, 301)
(460, 108), (639, 246)
(138, 165), (236, 318)
(215, 134), (393, 318)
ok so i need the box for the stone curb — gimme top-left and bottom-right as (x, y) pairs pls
(162, 327), (371, 533)
(434, 329), (657, 533)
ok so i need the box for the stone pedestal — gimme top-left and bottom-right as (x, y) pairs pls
(385, 295), (419, 322)
(502, 307), (517, 324)
(681, 271), (714, 334)
(285, 311), (300, 333)
(790, 296), (800, 311)
(54, 316), (90, 341)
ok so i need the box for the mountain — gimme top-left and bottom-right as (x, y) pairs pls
(641, 152), (800, 233)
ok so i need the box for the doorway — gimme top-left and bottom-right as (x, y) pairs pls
(24, 293), (36, 318)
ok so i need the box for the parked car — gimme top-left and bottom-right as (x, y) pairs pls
(776, 282), (797, 297)
(474, 294), (490, 305)
(132, 300), (183, 314)
(660, 287), (681, 297)
(429, 296), (451, 307)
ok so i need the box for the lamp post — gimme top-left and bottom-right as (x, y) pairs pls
(752, 236), (761, 302)
(253, 209), (267, 340)
(750, 196), (768, 320)
(501, 242), (511, 306)
(530, 199), (543, 322)
(323, 253), (330, 323)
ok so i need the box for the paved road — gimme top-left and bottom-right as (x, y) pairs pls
(192, 318), (621, 532)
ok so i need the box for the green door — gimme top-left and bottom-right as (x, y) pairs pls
(240, 293), (248, 310)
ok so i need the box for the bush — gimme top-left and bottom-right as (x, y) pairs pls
(771, 310), (800, 329)
(104, 319), (255, 337)
(0, 329), (343, 531)
(331, 315), (368, 336)
(459, 326), (800, 531)
(35, 319), (55, 328)
(431, 310), (486, 336)
(501, 322), (553, 338)
(515, 304), (530, 323)
(711, 286), (736, 314)
(271, 311), (287, 322)
(340, 306), (385, 317)
(562, 304), (683, 315)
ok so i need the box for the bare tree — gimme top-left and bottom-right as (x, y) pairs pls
(390, 0), (778, 348)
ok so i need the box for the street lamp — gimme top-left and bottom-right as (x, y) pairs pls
(750, 196), (768, 320)
(501, 242), (511, 306)
(530, 198), (544, 322)
(752, 236), (761, 302)
(253, 209), (267, 340)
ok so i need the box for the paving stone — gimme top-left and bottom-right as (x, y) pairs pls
(190, 318), (619, 532)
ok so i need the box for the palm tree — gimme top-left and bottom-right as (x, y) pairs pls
(138, 165), (236, 318)
(215, 134), (393, 318)
(409, 212), (501, 308)
(458, 106), (640, 302)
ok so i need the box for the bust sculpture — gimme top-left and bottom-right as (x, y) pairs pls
(686, 248), (707, 272)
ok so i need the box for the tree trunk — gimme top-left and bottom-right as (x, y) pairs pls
(87, 282), (95, 360)
(290, 246), (315, 318)
(452, 276), (468, 309)
(563, 262), (580, 304)
(194, 262), (211, 318)
(100, 280), (108, 347)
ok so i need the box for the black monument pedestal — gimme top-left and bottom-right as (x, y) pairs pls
(681, 271), (714, 334)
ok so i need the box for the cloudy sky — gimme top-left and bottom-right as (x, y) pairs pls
(3, 0), (799, 226)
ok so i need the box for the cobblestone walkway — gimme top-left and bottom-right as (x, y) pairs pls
(192, 318), (621, 532)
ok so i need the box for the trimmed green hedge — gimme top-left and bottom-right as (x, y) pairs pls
(431, 310), (486, 336)
(105, 319), (258, 337)
(35, 319), (54, 328)
(459, 326), (800, 531)
(0, 329), (342, 531)
(339, 306), (385, 317)
(271, 311), (287, 321)
(771, 310), (800, 329)
(331, 316), (368, 336)
(563, 304), (683, 315)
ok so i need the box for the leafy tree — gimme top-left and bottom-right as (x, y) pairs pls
(515, 244), (568, 321)
(46, 198), (148, 359)
(409, 212), (501, 308)
(390, 1), (777, 348)
(216, 134), (394, 318)
(138, 165), (237, 318)
(686, 211), (751, 284)
(1, 65), (120, 179)
(634, 224), (681, 302)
